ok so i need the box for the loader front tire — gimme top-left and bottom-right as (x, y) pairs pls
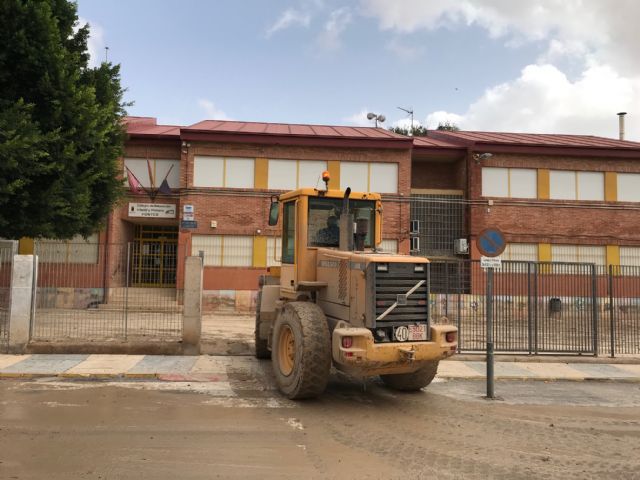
(272, 302), (331, 399)
(254, 290), (271, 359)
(380, 361), (439, 391)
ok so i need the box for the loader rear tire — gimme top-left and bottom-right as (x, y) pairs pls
(380, 361), (439, 391)
(254, 290), (271, 359)
(272, 302), (331, 399)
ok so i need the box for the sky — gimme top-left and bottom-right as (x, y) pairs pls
(76, 0), (640, 140)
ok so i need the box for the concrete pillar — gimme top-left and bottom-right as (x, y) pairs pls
(8, 255), (36, 353)
(182, 256), (203, 355)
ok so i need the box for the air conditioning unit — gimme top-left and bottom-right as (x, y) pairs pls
(410, 220), (420, 235)
(454, 238), (469, 255)
(410, 236), (420, 253)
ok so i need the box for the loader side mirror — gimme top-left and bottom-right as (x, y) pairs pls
(268, 199), (279, 226)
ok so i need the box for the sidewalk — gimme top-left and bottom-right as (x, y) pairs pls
(1, 354), (640, 382)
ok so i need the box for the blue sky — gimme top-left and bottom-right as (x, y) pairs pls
(77, 1), (640, 139)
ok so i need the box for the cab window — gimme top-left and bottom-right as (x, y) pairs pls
(282, 201), (296, 263)
(308, 197), (375, 248)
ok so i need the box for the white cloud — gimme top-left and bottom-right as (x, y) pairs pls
(198, 99), (231, 120)
(345, 108), (375, 127)
(266, 8), (311, 37)
(360, 0), (640, 75)
(360, 1), (640, 140)
(385, 37), (425, 61)
(317, 7), (352, 50)
(78, 17), (105, 67)
(432, 63), (640, 139)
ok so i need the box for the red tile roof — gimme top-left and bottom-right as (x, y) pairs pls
(428, 130), (640, 150)
(185, 119), (407, 140)
(412, 136), (465, 148)
(125, 116), (181, 138)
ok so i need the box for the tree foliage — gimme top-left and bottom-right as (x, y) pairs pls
(436, 121), (460, 131)
(0, 0), (127, 239)
(389, 125), (429, 137)
(389, 121), (460, 137)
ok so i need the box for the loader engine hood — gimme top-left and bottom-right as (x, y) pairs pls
(316, 249), (431, 339)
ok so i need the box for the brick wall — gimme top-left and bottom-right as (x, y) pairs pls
(468, 152), (640, 258)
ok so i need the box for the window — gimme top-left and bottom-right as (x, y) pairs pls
(193, 156), (254, 188)
(551, 244), (606, 265)
(282, 201), (296, 263)
(503, 243), (537, 262)
(379, 239), (398, 253)
(481, 167), (536, 198)
(307, 197), (376, 248)
(550, 170), (604, 201)
(191, 235), (253, 267)
(620, 247), (640, 267)
(37, 234), (99, 264)
(577, 172), (604, 200)
(340, 162), (398, 194)
(618, 173), (640, 202)
(370, 163), (398, 194)
(410, 193), (465, 257)
(267, 237), (282, 267)
(124, 158), (180, 189)
(267, 159), (328, 190)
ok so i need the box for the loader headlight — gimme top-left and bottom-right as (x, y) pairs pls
(414, 264), (425, 273)
(376, 263), (388, 272)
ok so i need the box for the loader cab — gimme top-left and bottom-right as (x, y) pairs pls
(269, 188), (382, 298)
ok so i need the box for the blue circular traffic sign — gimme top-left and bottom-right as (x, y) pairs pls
(477, 228), (506, 257)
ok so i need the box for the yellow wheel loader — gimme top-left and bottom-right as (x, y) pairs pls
(256, 174), (458, 399)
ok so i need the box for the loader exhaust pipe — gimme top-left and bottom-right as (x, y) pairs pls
(339, 188), (354, 251)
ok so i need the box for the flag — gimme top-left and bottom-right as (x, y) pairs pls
(157, 178), (172, 195)
(146, 158), (155, 189)
(125, 167), (145, 195)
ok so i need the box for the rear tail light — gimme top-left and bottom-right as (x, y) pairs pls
(445, 331), (457, 343)
(341, 336), (353, 348)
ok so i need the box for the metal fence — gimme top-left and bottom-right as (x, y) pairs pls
(31, 242), (183, 343)
(430, 260), (640, 357)
(0, 242), (17, 352)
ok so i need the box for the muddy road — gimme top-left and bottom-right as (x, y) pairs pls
(1, 375), (639, 479)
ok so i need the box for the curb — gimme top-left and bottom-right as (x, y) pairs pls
(2, 372), (639, 382)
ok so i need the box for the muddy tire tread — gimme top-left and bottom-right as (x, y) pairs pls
(380, 361), (439, 391)
(272, 302), (331, 399)
(254, 290), (271, 359)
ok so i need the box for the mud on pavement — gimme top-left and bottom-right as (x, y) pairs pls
(1, 372), (639, 480)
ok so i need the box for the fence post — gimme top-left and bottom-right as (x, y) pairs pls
(591, 264), (598, 356)
(527, 262), (532, 354)
(608, 264), (615, 358)
(182, 256), (203, 355)
(8, 255), (36, 353)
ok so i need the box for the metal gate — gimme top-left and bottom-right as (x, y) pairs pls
(430, 260), (598, 355)
(31, 241), (183, 343)
(0, 241), (17, 352)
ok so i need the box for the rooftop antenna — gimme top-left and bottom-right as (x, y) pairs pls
(397, 106), (414, 133)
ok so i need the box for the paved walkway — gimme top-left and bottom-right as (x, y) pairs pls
(1, 354), (639, 382)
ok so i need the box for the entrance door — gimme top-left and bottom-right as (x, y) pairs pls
(131, 225), (178, 287)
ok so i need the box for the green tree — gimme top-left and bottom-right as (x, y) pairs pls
(436, 121), (460, 131)
(389, 125), (429, 137)
(0, 0), (127, 239)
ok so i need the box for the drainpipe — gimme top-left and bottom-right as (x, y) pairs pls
(618, 112), (627, 141)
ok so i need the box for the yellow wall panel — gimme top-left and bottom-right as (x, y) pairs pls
(18, 237), (34, 255)
(254, 158), (268, 189)
(253, 236), (267, 268)
(327, 160), (340, 190)
(605, 172), (617, 202)
(538, 243), (551, 262)
(606, 245), (620, 266)
(537, 169), (550, 199)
